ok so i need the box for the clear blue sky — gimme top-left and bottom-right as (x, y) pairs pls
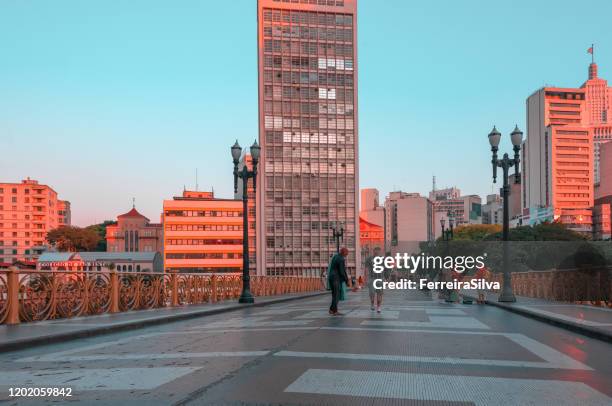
(1, 0), (610, 226)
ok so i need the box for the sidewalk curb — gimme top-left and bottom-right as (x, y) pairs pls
(0, 291), (327, 353)
(464, 294), (612, 343)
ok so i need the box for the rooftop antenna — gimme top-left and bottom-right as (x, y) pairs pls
(195, 168), (199, 191)
(132, 197), (135, 209)
(432, 175), (437, 192)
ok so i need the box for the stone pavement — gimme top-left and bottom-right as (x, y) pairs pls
(461, 289), (612, 342)
(0, 288), (610, 405)
(0, 291), (326, 353)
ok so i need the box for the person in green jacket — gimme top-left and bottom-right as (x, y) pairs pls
(328, 247), (350, 315)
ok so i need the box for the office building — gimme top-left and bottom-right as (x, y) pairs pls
(524, 87), (594, 233)
(482, 194), (503, 225)
(384, 192), (434, 255)
(257, 0), (359, 277)
(163, 190), (243, 273)
(0, 178), (70, 263)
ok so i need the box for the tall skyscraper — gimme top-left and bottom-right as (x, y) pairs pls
(257, 0), (359, 277)
(581, 59), (612, 183)
(524, 87), (594, 233)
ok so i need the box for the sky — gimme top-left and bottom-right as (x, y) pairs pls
(1, 0), (611, 226)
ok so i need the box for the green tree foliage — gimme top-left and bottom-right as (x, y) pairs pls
(86, 220), (116, 251)
(47, 226), (102, 252)
(452, 224), (502, 241)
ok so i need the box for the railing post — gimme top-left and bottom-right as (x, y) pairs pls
(211, 275), (217, 303)
(6, 266), (20, 325)
(170, 270), (179, 307)
(110, 270), (119, 313)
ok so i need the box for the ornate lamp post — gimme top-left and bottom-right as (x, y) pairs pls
(331, 221), (344, 253)
(231, 139), (260, 304)
(488, 125), (523, 303)
(447, 210), (455, 240)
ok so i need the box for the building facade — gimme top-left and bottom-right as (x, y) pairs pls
(524, 87), (594, 233)
(359, 188), (384, 227)
(37, 251), (163, 273)
(106, 206), (163, 253)
(163, 190), (243, 273)
(0, 178), (70, 263)
(429, 186), (482, 226)
(257, 0), (359, 277)
(359, 216), (383, 273)
(482, 194), (503, 225)
(384, 192), (434, 255)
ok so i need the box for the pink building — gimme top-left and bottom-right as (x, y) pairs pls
(106, 205), (163, 253)
(257, 0), (359, 277)
(0, 178), (70, 263)
(384, 192), (434, 255)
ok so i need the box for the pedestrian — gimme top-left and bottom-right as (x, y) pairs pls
(365, 246), (386, 313)
(328, 247), (350, 315)
(474, 266), (491, 304)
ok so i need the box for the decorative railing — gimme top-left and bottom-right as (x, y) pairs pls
(465, 267), (611, 307)
(0, 268), (324, 325)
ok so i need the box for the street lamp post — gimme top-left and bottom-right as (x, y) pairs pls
(488, 125), (523, 303)
(440, 218), (447, 241)
(447, 210), (455, 240)
(331, 222), (344, 253)
(231, 139), (260, 304)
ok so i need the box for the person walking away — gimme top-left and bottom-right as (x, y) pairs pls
(474, 266), (491, 304)
(329, 247), (350, 315)
(365, 247), (386, 313)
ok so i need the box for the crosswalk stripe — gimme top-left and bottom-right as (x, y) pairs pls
(284, 369), (611, 405)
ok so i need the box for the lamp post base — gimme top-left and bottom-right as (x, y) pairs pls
(497, 292), (516, 303)
(239, 292), (255, 304)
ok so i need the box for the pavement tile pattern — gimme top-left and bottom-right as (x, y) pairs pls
(0, 289), (610, 405)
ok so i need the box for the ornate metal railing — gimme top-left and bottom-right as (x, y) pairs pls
(0, 268), (324, 325)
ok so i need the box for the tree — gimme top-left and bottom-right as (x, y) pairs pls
(47, 226), (101, 252)
(86, 220), (116, 251)
(452, 224), (502, 241)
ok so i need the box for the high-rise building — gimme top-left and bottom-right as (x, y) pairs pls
(106, 205), (163, 253)
(0, 178), (69, 263)
(384, 192), (434, 255)
(257, 0), (359, 277)
(581, 60), (612, 183)
(524, 87), (594, 233)
(482, 194), (503, 225)
(163, 190), (243, 273)
(429, 186), (482, 226)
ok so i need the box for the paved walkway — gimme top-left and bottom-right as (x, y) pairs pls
(0, 291), (326, 352)
(0, 288), (610, 405)
(461, 289), (612, 341)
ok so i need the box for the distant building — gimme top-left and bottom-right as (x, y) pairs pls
(359, 216), (383, 273)
(592, 204), (611, 240)
(360, 188), (384, 227)
(163, 190), (243, 273)
(482, 194), (503, 225)
(594, 141), (612, 240)
(106, 205), (163, 253)
(37, 251), (162, 273)
(0, 178), (69, 263)
(429, 186), (481, 226)
(384, 192), (434, 255)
